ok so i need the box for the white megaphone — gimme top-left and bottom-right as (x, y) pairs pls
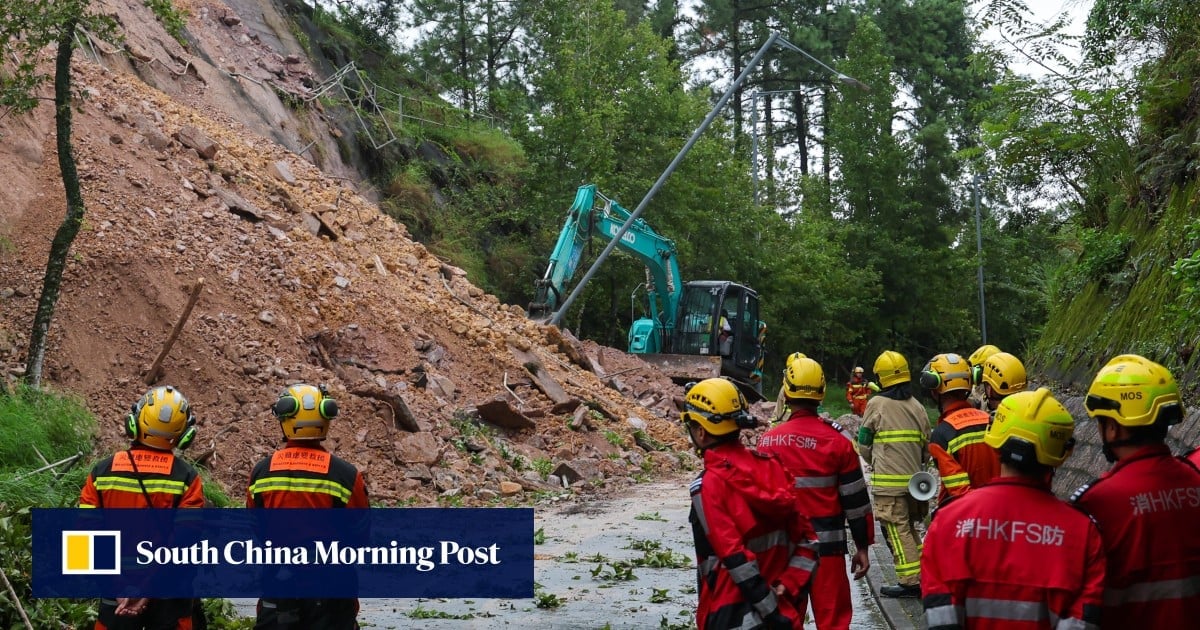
(907, 471), (937, 501)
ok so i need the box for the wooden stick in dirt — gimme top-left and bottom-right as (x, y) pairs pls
(144, 277), (205, 385)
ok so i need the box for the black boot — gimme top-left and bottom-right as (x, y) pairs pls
(880, 584), (921, 598)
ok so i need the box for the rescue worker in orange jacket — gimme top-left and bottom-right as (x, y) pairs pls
(684, 378), (819, 630)
(978, 352), (1026, 413)
(845, 366), (871, 417)
(921, 353), (999, 503)
(79, 386), (204, 630)
(964, 344), (999, 411)
(1071, 355), (1200, 628)
(858, 351), (930, 599)
(922, 388), (1106, 629)
(246, 384), (369, 630)
(758, 358), (874, 630)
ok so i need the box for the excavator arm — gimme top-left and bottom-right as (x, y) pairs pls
(530, 185), (682, 346)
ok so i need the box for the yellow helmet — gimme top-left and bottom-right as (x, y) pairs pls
(985, 388), (1075, 467)
(873, 350), (910, 388)
(783, 357), (825, 401)
(785, 351), (808, 367)
(919, 353), (972, 394)
(682, 378), (754, 435)
(982, 352), (1027, 396)
(126, 386), (196, 451)
(968, 344), (1002, 367)
(1084, 354), (1183, 427)
(273, 383), (339, 440)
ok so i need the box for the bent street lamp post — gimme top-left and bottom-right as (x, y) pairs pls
(549, 34), (864, 327)
(974, 173), (988, 343)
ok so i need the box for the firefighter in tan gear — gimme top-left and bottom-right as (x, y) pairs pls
(979, 351), (1027, 412)
(966, 344), (1001, 411)
(857, 351), (930, 598)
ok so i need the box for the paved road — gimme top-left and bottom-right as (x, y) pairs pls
(234, 475), (889, 628)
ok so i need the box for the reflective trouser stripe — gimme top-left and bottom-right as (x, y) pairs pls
(794, 475), (836, 488)
(1103, 575), (1200, 605)
(965, 598), (1049, 622)
(882, 520), (921, 578)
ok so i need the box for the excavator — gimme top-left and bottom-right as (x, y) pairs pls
(529, 185), (765, 396)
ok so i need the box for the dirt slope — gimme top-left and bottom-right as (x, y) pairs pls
(0, 3), (711, 504)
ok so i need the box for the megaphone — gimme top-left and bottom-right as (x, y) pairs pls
(908, 471), (937, 501)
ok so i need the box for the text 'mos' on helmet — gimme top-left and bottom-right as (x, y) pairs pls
(682, 378), (754, 436)
(273, 383), (339, 440)
(919, 353), (973, 394)
(1084, 354), (1183, 428)
(783, 357), (825, 402)
(985, 388), (1075, 467)
(873, 350), (910, 388)
(982, 352), (1027, 396)
(128, 385), (195, 450)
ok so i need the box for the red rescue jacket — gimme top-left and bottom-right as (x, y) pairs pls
(757, 409), (875, 556)
(79, 446), (204, 508)
(690, 441), (819, 630)
(922, 476), (1105, 629)
(1070, 445), (1200, 629)
(929, 400), (998, 503)
(246, 442), (369, 508)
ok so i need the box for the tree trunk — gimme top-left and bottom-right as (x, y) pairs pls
(24, 16), (82, 388)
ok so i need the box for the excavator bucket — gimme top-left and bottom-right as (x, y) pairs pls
(637, 353), (723, 383)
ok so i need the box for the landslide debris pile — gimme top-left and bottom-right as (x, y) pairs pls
(0, 3), (703, 505)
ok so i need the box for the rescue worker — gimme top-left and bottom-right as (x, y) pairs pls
(922, 353), (999, 503)
(979, 351), (1026, 413)
(1071, 355), (1200, 628)
(922, 388), (1106, 629)
(758, 357), (874, 630)
(773, 352), (807, 425)
(966, 344), (1001, 411)
(845, 367), (871, 417)
(857, 351), (930, 598)
(247, 383), (369, 630)
(79, 386), (204, 630)
(683, 378), (819, 630)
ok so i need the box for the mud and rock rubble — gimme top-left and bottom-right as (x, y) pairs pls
(0, 3), (719, 505)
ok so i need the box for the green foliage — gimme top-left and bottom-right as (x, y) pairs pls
(202, 599), (256, 629)
(634, 511), (667, 522)
(409, 604), (475, 619)
(533, 527), (546, 544)
(532, 457), (554, 480)
(144, 0), (188, 44)
(534, 589), (563, 609)
(0, 386), (99, 628)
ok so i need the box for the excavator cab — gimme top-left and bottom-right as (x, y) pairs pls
(674, 282), (762, 387)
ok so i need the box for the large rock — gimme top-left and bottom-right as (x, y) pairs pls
(552, 459), (603, 485)
(394, 431), (440, 465)
(174, 125), (219, 160)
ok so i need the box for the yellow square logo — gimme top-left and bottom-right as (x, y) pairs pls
(61, 531), (121, 575)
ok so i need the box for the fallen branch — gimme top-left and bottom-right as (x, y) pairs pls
(14, 452), (82, 482)
(145, 278), (205, 385)
(0, 568), (32, 630)
(502, 371), (525, 406)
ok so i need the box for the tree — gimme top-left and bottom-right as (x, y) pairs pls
(0, 0), (112, 388)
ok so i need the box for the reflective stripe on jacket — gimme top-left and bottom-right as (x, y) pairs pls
(689, 442), (818, 630)
(79, 446), (204, 509)
(1071, 445), (1200, 629)
(929, 401), (998, 503)
(922, 477), (1105, 630)
(758, 409), (875, 555)
(860, 394), (930, 496)
(246, 442), (369, 508)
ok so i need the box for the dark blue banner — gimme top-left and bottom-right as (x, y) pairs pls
(33, 508), (534, 598)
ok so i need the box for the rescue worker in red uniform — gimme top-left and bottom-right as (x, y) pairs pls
(79, 386), (204, 630)
(1071, 355), (1200, 628)
(922, 388), (1106, 629)
(246, 384), (369, 630)
(845, 366), (871, 417)
(684, 377), (819, 630)
(921, 353), (999, 503)
(978, 352), (1026, 413)
(758, 357), (874, 630)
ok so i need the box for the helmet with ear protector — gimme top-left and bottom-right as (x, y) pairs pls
(681, 378), (756, 436)
(126, 385), (196, 450)
(920, 353), (972, 394)
(968, 344), (1002, 385)
(274, 383), (339, 440)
